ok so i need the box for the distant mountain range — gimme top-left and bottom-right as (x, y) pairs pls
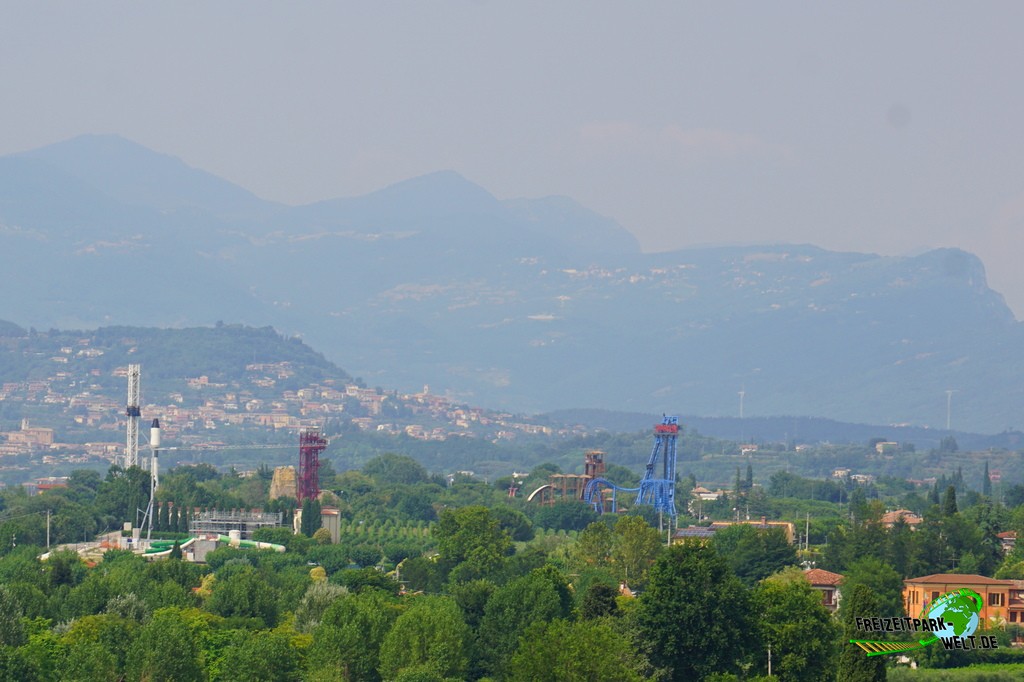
(543, 409), (1024, 453)
(3, 134), (1023, 433)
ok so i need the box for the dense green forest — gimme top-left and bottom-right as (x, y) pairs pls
(2, 450), (1024, 680)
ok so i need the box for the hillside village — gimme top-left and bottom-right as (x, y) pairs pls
(0, 345), (588, 479)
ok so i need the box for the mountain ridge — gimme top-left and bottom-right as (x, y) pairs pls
(20, 134), (281, 219)
(2, 134), (1022, 432)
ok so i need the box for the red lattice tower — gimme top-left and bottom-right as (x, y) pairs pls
(297, 430), (327, 502)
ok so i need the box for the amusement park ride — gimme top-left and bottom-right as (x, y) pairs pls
(583, 415), (681, 528)
(297, 429), (327, 503)
(122, 364), (328, 538)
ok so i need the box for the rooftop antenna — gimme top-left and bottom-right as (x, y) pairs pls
(124, 364), (141, 467)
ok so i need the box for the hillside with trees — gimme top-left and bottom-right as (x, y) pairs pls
(2, 448), (1024, 679)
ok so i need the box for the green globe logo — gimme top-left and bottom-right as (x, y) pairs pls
(850, 588), (985, 657)
(926, 589), (982, 642)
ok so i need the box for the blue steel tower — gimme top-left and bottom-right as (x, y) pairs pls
(636, 416), (679, 522)
(583, 415), (680, 525)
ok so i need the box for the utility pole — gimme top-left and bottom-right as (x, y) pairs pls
(805, 512), (810, 553)
(739, 387), (746, 443)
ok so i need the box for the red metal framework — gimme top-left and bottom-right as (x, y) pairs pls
(297, 430), (327, 502)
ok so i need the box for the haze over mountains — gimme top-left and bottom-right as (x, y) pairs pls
(2, 134), (1023, 433)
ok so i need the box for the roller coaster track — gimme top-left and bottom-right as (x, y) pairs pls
(583, 416), (679, 520)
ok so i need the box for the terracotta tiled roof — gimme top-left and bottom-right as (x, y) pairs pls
(673, 526), (716, 539)
(881, 509), (922, 525)
(904, 573), (1008, 586)
(804, 568), (844, 586)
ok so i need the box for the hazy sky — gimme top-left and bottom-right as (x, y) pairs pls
(4, 3), (1024, 315)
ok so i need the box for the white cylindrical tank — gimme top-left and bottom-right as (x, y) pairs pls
(228, 529), (241, 547)
(150, 418), (161, 448)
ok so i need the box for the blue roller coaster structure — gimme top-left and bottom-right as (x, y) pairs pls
(583, 415), (680, 522)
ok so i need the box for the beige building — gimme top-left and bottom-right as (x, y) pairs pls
(6, 419), (54, 447)
(903, 573), (1024, 626)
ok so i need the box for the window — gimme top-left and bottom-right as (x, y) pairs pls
(1011, 612), (1018, 623)
(990, 593), (1005, 607)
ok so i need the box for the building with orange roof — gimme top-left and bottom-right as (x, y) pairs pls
(804, 568), (844, 613)
(880, 509), (922, 529)
(997, 531), (1016, 555)
(903, 574), (1024, 626)
(708, 518), (796, 544)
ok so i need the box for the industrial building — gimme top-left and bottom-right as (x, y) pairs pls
(188, 509), (284, 539)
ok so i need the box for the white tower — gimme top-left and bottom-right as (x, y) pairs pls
(144, 418), (161, 540)
(124, 364), (141, 467)
(149, 418), (161, 489)
(946, 389), (955, 431)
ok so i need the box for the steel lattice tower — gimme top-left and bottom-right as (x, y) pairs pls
(635, 416), (679, 521)
(124, 364), (141, 467)
(583, 415), (680, 523)
(297, 430), (327, 502)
